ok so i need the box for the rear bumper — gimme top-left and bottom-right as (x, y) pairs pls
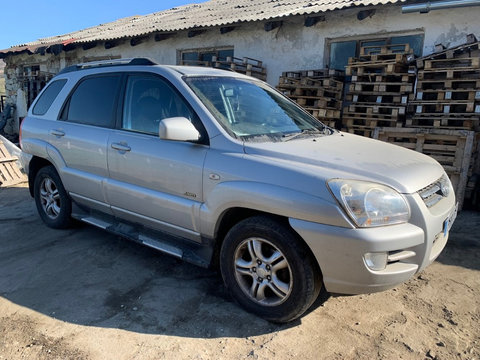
(289, 192), (456, 294)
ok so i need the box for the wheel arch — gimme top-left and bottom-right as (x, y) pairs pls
(28, 156), (55, 197)
(211, 207), (323, 279)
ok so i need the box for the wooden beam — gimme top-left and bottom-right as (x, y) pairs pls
(188, 29), (206, 38)
(154, 33), (175, 42)
(304, 15), (325, 27)
(264, 21), (282, 32)
(104, 41), (119, 49)
(220, 26), (235, 34)
(82, 42), (97, 51)
(130, 35), (149, 47)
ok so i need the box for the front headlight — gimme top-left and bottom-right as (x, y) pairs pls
(328, 179), (410, 227)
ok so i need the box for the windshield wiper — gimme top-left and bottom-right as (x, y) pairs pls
(283, 128), (327, 141)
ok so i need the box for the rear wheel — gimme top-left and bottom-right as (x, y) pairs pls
(34, 166), (72, 229)
(220, 216), (321, 323)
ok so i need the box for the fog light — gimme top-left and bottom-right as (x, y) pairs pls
(364, 252), (388, 271)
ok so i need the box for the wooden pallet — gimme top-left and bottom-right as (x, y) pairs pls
(409, 101), (478, 114)
(360, 43), (412, 56)
(342, 117), (402, 128)
(416, 41), (480, 68)
(351, 73), (416, 83)
(346, 93), (412, 104)
(416, 78), (480, 91)
(346, 63), (408, 76)
(423, 57), (480, 70)
(305, 107), (341, 119)
(405, 114), (480, 130)
(345, 104), (406, 117)
(416, 89), (480, 101)
(349, 82), (413, 93)
(280, 69), (344, 79)
(351, 53), (408, 64)
(0, 141), (26, 187)
(418, 68), (480, 81)
(373, 127), (475, 209)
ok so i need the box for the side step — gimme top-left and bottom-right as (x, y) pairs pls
(72, 212), (213, 268)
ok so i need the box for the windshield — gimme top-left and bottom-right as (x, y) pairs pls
(184, 76), (330, 141)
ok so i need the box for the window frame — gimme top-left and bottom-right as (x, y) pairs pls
(58, 73), (123, 129)
(177, 46), (234, 66)
(325, 30), (425, 70)
(115, 72), (210, 145)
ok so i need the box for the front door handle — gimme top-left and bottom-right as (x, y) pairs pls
(50, 129), (65, 137)
(111, 143), (131, 152)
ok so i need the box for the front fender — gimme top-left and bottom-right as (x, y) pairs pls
(199, 180), (352, 238)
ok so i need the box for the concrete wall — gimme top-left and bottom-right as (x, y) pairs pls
(2, 3), (480, 134)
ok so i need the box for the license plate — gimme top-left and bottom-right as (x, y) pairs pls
(443, 202), (458, 237)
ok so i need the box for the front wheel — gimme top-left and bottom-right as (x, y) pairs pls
(34, 165), (72, 229)
(220, 216), (322, 323)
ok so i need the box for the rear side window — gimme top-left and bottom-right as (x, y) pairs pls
(32, 79), (67, 115)
(64, 75), (120, 127)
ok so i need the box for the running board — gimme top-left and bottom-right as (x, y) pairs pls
(72, 211), (213, 268)
(139, 235), (183, 259)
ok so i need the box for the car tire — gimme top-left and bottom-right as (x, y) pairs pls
(34, 165), (72, 229)
(220, 216), (322, 323)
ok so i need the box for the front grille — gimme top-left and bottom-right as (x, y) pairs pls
(417, 176), (448, 208)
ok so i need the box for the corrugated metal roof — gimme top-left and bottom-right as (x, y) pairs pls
(1, 0), (405, 56)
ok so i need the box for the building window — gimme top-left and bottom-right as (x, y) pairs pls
(21, 65), (54, 108)
(328, 34), (424, 70)
(179, 47), (234, 67)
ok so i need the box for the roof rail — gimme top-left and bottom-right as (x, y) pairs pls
(58, 57), (157, 75)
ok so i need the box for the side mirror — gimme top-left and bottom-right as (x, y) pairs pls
(159, 117), (201, 142)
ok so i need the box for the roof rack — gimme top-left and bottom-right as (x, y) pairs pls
(58, 57), (157, 75)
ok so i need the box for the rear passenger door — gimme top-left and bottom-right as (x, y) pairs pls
(51, 73), (121, 214)
(105, 73), (208, 241)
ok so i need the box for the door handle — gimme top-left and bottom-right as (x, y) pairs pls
(111, 143), (131, 152)
(50, 129), (65, 137)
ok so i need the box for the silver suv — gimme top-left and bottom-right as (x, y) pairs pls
(20, 58), (457, 322)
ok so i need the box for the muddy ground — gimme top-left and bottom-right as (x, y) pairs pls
(0, 182), (479, 360)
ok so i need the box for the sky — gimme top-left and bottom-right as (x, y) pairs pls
(0, 0), (208, 50)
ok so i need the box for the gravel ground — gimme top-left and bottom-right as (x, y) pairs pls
(0, 183), (479, 360)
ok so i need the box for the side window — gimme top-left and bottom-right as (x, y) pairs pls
(32, 79), (67, 115)
(64, 75), (120, 127)
(122, 75), (194, 135)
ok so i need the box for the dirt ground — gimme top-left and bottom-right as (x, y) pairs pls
(0, 182), (479, 360)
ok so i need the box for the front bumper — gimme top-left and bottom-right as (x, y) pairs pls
(290, 191), (456, 294)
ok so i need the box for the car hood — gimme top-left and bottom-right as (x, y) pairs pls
(243, 132), (444, 194)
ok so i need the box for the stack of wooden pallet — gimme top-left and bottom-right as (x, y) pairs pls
(276, 69), (344, 127)
(372, 40), (480, 209)
(212, 56), (267, 81)
(180, 56), (267, 81)
(373, 127), (476, 209)
(409, 41), (480, 130)
(342, 44), (416, 137)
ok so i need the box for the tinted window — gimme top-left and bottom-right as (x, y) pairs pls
(66, 75), (120, 127)
(32, 79), (67, 115)
(122, 75), (195, 134)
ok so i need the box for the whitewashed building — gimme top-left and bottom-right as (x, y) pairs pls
(1, 0), (479, 134)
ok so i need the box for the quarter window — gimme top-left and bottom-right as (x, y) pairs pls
(32, 79), (67, 115)
(64, 75), (120, 127)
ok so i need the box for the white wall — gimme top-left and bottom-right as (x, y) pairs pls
(3, 3), (480, 133)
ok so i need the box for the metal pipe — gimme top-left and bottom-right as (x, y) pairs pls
(402, 0), (480, 13)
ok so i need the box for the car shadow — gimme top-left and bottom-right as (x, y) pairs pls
(0, 185), (318, 338)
